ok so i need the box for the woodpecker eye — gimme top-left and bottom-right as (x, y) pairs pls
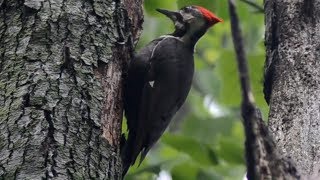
(183, 6), (193, 13)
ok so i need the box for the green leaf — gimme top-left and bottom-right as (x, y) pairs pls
(197, 169), (222, 180)
(185, 90), (211, 120)
(216, 136), (245, 164)
(193, 69), (220, 98)
(162, 134), (219, 166)
(181, 115), (235, 144)
(171, 162), (199, 180)
(212, 164), (246, 180)
(216, 50), (241, 106)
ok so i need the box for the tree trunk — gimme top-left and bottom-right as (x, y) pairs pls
(0, 0), (142, 179)
(265, 0), (320, 177)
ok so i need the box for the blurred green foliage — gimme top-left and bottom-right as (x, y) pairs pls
(125, 0), (265, 179)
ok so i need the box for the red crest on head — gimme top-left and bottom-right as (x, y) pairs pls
(195, 6), (223, 25)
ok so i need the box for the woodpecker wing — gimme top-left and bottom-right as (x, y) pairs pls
(123, 37), (167, 173)
(139, 37), (194, 162)
(124, 38), (165, 133)
(123, 36), (194, 172)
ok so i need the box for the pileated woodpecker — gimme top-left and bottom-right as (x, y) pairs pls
(122, 5), (222, 176)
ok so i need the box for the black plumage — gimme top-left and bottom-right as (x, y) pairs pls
(121, 5), (222, 176)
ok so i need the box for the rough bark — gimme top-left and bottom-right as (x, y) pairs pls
(265, 0), (320, 177)
(0, 0), (142, 179)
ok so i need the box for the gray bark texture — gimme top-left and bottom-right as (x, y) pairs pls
(0, 0), (142, 179)
(265, 0), (320, 177)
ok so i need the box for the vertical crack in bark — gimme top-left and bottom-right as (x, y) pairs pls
(97, 0), (127, 147)
(63, 99), (70, 147)
(66, 148), (75, 180)
(114, 0), (130, 44)
(302, 0), (315, 23)
(43, 109), (57, 178)
(86, 122), (93, 179)
(6, 95), (15, 162)
(61, 46), (77, 84)
(264, 0), (279, 105)
(0, 0), (7, 72)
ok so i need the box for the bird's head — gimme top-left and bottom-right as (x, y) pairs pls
(156, 5), (223, 38)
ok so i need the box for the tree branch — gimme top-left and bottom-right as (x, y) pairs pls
(228, 0), (300, 179)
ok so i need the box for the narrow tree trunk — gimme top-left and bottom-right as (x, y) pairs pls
(265, 0), (320, 176)
(0, 0), (142, 179)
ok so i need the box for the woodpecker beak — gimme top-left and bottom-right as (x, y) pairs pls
(156, 8), (180, 22)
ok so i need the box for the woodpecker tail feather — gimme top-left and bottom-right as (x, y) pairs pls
(138, 147), (151, 166)
(121, 131), (143, 177)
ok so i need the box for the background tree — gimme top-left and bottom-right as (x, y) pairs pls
(265, 0), (320, 177)
(0, 0), (142, 179)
